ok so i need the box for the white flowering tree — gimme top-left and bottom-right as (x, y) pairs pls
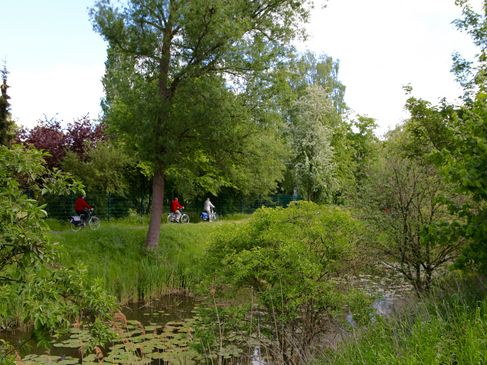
(290, 85), (338, 202)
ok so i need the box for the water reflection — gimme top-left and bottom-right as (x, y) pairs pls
(2, 272), (412, 364)
(1, 295), (197, 364)
(251, 346), (265, 365)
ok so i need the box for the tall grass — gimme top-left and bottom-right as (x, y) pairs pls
(316, 277), (487, 365)
(49, 218), (231, 303)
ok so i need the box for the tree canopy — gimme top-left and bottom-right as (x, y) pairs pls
(91, 0), (315, 247)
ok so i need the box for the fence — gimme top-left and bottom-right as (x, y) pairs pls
(45, 194), (146, 220)
(45, 193), (302, 221)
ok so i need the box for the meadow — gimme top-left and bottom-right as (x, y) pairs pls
(49, 216), (229, 303)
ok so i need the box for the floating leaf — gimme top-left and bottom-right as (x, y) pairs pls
(57, 357), (80, 365)
(144, 325), (160, 331)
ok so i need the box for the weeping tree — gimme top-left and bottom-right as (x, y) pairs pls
(90, 0), (314, 248)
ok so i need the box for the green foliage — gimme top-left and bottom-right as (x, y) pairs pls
(348, 116), (380, 187)
(0, 145), (83, 281)
(280, 52), (373, 205)
(290, 52), (347, 114)
(402, 1), (487, 275)
(290, 85), (338, 202)
(201, 201), (371, 362)
(0, 339), (15, 365)
(451, 0), (486, 98)
(430, 93), (487, 274)
(357, 128), (463, 293)
(0, 145), (116, 354)
(62, 141), (132, 197)
(160, 77), (289, 199)
(91, 0), (314, 246)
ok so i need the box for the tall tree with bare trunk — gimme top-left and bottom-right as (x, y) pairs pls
(91, 0), (314, 248)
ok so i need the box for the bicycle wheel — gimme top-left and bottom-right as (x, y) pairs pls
(167, 214), (173, 223)
(89, 216), (101, 230)
(70, 219), (82, 232)
(180, 214), (190, 223)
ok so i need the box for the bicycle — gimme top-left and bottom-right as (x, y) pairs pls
(167, 208), (190, 224)
(200, 210), (217, 222)
(70, 208), (101, 231)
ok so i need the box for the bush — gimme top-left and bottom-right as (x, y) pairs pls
(199, 201), (371, 364)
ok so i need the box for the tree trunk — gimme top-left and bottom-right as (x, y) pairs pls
(145, 169), (165, 249)
(145, 7), (173, 250)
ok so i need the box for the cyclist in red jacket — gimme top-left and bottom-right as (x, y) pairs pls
(170, 197), (184, 222)
(74, 195), (92, 224)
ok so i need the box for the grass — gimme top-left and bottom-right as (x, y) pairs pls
(48, 217), (241, 303)
(316, 278), (487, 365)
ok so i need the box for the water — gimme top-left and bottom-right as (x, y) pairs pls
(2, 272), (412, 364)
(1, 295), (198, 364)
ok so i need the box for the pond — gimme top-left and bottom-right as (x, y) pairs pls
(2, 271), (413, 364)
(2, 295), (200, 364)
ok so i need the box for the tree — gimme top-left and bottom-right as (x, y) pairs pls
(279, 52), (357, 203)
(359, 128), (463, 294)
(290, 84), (337, 202)
(451, 0), (486, 100)
(65, 115), (105, 158)
(161, 75), (289, 201)
(348, 115), (379, 190)
(18, 115), (105, 168)
(63, 141), (131, 197)
(18, 117), (67, 168)
(403, 0), (487, 274)
(90, 0), (314, 248)
(0, 64), (15, 146)
(0, 145), (116, 355)
(62, 140), (135, 218)
(290, 52), (347, 114)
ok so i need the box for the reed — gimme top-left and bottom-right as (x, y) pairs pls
(317, 278), (487, 364)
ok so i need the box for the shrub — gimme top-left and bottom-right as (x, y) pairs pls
(200, 201), (371, 364)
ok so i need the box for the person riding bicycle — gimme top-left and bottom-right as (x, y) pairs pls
(170, 197), (184, 222)
(74, 194), (92, 225)
(203, 197), (215, 222)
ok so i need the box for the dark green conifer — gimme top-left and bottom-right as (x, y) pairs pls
(0, 62), (15, 146)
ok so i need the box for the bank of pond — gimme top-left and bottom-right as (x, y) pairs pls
(2, 203), (487, 364)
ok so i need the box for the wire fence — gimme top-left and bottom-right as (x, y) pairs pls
(45, 193), (302, 221)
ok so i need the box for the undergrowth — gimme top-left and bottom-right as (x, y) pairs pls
(316, 277), (487, 365)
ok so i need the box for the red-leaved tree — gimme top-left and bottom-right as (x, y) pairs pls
(18, 115), (105, 168)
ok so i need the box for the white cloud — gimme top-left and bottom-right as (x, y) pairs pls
(9, 64), (105, 129)
(302, 0), (480, 136)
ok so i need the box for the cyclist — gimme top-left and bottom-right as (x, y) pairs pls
(203, 197), (215, 222)
(170, 197), (184, 222)
(74, 195), (92, 225)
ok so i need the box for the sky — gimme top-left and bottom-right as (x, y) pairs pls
(2, 0), (481, 137)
